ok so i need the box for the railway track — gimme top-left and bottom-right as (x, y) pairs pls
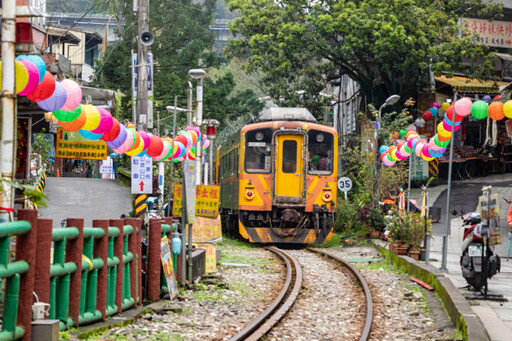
(230, 247), (373, 341)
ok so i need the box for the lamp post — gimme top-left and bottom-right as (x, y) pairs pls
(374, 94), (400, 204)
(203, 119), (220, 185)
(188, 69), (206, 186)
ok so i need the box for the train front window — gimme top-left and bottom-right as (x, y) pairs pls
(245, 128), (272, 173)
(308, 130), (334, 174)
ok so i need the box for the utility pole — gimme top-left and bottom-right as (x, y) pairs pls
(136, 0), (149, 130)
(0, 0), (17, 222)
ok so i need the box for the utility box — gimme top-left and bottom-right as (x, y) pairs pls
(31, 320), (59, 341)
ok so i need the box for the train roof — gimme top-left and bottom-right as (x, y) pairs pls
(255, 107), (317, 123)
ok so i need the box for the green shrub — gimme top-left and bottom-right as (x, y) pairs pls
(334, 199), (360, 233)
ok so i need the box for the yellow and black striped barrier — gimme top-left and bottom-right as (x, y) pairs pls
(134, 194), (147, 220)
(28, 170), (46, 209)
(429, 159), (439, 178)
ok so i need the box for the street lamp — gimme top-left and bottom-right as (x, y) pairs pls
(188, 69), (206, 185)
(203, 119), (220, 185)
(374, 94), (400, 204)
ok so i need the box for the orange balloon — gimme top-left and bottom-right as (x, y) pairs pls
(488, 101), (505, 120)
(59, 109), (86, 132)
(437, 133), (451, 142)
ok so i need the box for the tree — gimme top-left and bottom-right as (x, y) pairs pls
(226, 0), (503, 116)
(92, 0), (263, 131)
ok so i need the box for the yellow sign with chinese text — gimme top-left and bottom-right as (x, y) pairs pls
(195, 185), (220, 218)
(197, 243), (216, 273)
(172, 184), (183, 216)
(56, 128), (107, 160)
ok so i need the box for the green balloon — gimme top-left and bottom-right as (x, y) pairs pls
(471, 100), (488, 120)
(399, 129), (407, 137)
(53, 105), (82, 123)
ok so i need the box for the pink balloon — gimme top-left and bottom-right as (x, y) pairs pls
(60, 79), (82, 111)
(17, 59), (39, 96)
(399, 145), (410, 157)
(173, 141), (185, 159)
(139, 131), (151, 151)
(202, 139), (211, 149)
(382, 158), (396, 167)
(422, 144), (433, 158)
(92, 108), (114, 134)
(454, 97), (473, 117)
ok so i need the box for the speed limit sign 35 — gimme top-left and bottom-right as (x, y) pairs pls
(337, 177), (352, 192)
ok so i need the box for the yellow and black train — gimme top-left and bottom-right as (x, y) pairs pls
(216, 107), (338, 244)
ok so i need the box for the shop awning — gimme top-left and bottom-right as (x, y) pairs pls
(435, 75), (509, 94)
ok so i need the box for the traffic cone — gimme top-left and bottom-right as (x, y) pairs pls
(56, 168), (60, 177)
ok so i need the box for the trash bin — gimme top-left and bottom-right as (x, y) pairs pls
(429, 207), (441, 223)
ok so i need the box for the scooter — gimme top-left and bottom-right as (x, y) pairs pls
(458, 211), (501, 291)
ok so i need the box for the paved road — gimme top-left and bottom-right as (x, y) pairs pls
(38, 177), (133, 228)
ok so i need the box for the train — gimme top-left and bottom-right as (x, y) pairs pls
(216, 107), (338, 244)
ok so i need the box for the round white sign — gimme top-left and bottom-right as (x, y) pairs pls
(337, 177), (352, 192)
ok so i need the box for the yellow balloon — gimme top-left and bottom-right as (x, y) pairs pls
(504, 100), (512, 119)
(420, 151), (435, 161)
(441, 102), (450, 111)
(81, 104), (101, 131)
(390, 148), (400, 161)
(0, 61), (30, 94)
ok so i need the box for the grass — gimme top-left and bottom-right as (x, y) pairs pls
(217, 236), (254, 249)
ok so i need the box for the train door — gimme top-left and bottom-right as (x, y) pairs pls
(273, 132), (306, 205)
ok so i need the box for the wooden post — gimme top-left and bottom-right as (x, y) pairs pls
(66, 218), (84, 327)
(34, 218), (52, 305)
(93, 219), (109, 320)
(109, 219), (124, 313)
(147, 218), (162, 301)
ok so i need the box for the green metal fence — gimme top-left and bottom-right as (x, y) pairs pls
(0, 221), (31, 340)
(49, 227), (79, 330)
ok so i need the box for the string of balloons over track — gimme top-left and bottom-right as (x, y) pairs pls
(380, 96), (500, 167)
(9, 54), (209, 162)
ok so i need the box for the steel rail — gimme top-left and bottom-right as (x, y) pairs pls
(307, 248), (373, 341)
(229, 246), (302, 341)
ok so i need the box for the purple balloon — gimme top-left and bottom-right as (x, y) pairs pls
(106, 124), (127, 149)
(483, 95), (492, 104)
(36, 82), (67, 111)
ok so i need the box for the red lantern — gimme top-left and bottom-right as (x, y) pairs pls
(27, 71), (55, 102)
(423, 110), (433, 121)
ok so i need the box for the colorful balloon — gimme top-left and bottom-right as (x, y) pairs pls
(147, 135), (164, 157)
(454, 97), (473, 117)
(81, 104), (101, 131)
(379, 145), (389, 154)
(429, 107), (439, 117)
(26, 71), (55, 102)
(482, 95), (492, 103)
(17, 55), (46, 83)
(432, 102), (441, 109)
(53, 105), (82, 123)
(471, 100), (488, 120)
(37, 81), (67, 111)
(113, 128), (135, 154)
(59, 108), (86, 132)
(60, 79), (82, 111)
(488, 101), (505, 121)
(79, 129), (103, 140)
(504, 100), (512, 119)
(101, 119), (121, 142)
(16, 59), (39, 96)
(91, 108), (113, 134)
(441, 102), (450, 111)
(423, 110), (433, 121)
(106, 124), (128, 149)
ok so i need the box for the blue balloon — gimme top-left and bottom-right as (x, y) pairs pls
(137, 150), (149, 157)
(429, 107), (439, 117)
(379, 145), (389, 154)
(79, 129), (103, 140)
(483, 95), (492, 104)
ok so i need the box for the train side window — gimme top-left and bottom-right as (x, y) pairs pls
(282, 140), (297, 173)
(308, 130), (334, 174)
(245, 128), (272, 173)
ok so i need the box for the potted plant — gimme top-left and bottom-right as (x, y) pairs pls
(367, 205), (386, 238)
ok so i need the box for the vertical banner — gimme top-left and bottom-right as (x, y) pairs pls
(160, 235), (178, 299)
(172, 184), (183, 216)
(183, 160), (197, 223)
(478, 194), (501, 245)
(195, 185), (220, 218)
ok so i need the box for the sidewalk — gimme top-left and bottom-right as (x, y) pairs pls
(410, 175), (512, 341)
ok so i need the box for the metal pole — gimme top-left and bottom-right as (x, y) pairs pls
(441, 93), (458, 272)
(187, 82), (193, 126)
(180, 171), (186, 286)
(373, 105), (383, 205)
(209, 142), (214, 184)
(136, 0), (149, 131)
(166, 97), (178, 217)
(187, 222), (193, 282)
(407, 154), (412, 212)
(195, 78), (203, 186)
(0, 0), (17, 223)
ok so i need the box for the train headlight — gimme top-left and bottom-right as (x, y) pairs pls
(316, 133), (324, 142)
(245, 188), (255, 200)
(322, 191), (332, 202)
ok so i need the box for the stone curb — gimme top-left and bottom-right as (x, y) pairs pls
(375, 243), (489, 341)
